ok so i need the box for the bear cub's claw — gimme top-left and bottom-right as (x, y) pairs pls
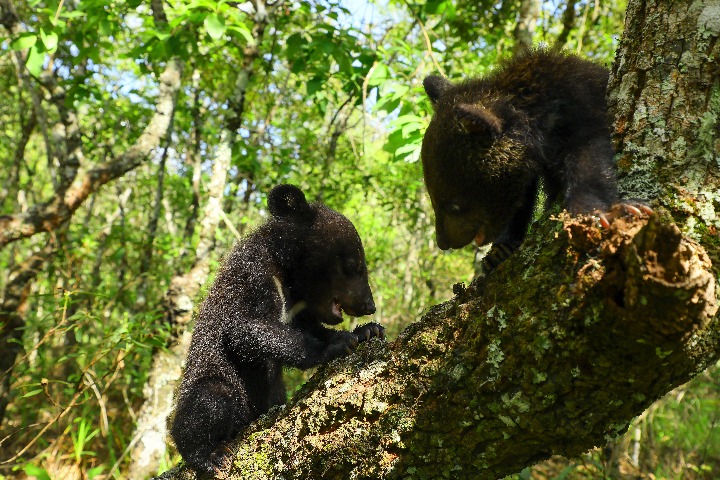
(593, 201), (653, 229)
(354, 322), (385, 342)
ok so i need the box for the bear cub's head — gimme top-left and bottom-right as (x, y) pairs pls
(420, 75), (537, 250)
(267, 184), (375, 325)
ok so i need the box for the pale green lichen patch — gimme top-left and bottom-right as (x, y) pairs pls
(697, 190), (720, 227)
(358, 359), (388, 382)
(670, 135), (687, 157)
(498, 415), (517, 427)
(532, 369), (548, 384)
(501, 391), (530, 413)
(364, 398), (389, 414)
(450, 363), (466, 381)
(531, 335), (552, 361)
(487, 339), (505, 368)
(697, 3), (720, 33)
(486, 305), (508, 330)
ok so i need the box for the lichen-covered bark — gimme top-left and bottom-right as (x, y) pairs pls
(157, 213), (718, 480)
(607, 0), (720, 274)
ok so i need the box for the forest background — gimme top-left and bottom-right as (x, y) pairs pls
(0, 0), (718, 478)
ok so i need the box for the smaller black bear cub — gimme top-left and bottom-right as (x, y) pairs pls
(170, 184), (384, 472)
(421, 48), (649, 270)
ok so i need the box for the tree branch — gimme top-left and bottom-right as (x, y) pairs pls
(0, 59), (183, 250)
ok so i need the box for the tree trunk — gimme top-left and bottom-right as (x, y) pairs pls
(157, 0), (719, 478)
(608, 0), (720, 277)
(513, 0), (540, 50)
(125, 132), (232, 479)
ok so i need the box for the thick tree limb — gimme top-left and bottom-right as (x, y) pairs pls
(0, 59), (183, 250)
(158, 213), (718, 480)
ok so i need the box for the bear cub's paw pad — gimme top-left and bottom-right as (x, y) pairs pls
(354, 322), (386, 342)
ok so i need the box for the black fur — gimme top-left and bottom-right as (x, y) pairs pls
(422, 48), (619, 259)
(170, 184), (383, 472)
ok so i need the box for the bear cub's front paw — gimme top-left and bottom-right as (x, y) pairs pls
(323, 332), (360, 361)
(353, 322), (385, 342)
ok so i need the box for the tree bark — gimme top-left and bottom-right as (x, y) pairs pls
(513, 0), (540, 50)
(608, 0), (720, 277)
(157, 212), (717, 480)
(158, 0), (719, 478)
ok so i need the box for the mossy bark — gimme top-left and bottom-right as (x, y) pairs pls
(157, 0), (720, 478)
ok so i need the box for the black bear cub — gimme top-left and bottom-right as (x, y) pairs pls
(170, 184), (384, 472)
(421, 48), (649, 269)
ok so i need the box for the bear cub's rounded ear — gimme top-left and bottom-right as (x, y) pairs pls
(423, 75), (452, 106)
(268, 184), (313, 220)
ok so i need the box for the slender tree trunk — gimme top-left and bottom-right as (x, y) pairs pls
(124, 135), (232, 479)
(158, 0), (719, 478)
(555, 0), (578, 48)
(513, 0), (540, 50)
(138, 114), (176, 305)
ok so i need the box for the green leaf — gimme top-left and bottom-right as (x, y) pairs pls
(332, 50), (352, 75)
(11, 33), (37, 51)
(21, 388), (43, 398)
(204, 13), (226, 40)
(290, 57), (306, 74)
(425, 0), (449, 15)
(227, 24), (253, 44)
(60, 10), (86, 19)
(87, 466), (105, 480)
(22, 464), (51, 480)
(39, 29), (58, 51)
(99, 19), (112, 37)
(367, 63), (389, 86)
(306, 77), (323, 97)
(285, 32), (307, 59)
(26, 45), (45, 77)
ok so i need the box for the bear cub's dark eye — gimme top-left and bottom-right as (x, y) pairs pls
(444, 203), (466, 215)
(338, 255), (362, 276)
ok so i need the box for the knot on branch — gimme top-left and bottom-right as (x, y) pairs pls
(565, 213), (718, 340)
(614, 215), (718, 338)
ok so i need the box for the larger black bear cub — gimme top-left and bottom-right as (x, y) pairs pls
(422, 48), (648, 268)
(170, 184), (384, 472)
